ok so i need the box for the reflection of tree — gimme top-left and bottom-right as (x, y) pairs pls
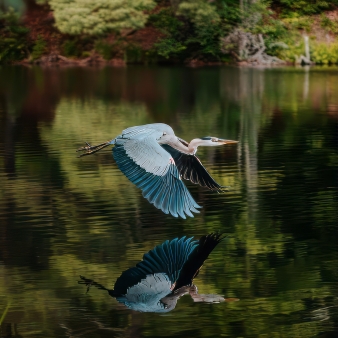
(221, 68), (267, 221)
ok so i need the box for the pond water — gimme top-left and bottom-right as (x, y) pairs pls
(0, 65), (337, 338)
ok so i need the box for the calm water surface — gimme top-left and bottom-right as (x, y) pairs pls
(0, 65), (337, 337)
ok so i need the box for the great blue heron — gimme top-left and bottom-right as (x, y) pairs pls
(79, 233), (238, 313)
(77, 123), (238, 218)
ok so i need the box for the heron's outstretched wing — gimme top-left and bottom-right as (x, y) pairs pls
(113, 236), (198, 295)
(113, 128), (200, 218)
(173, 233), (225, 291)
(161, 143), (224, 192)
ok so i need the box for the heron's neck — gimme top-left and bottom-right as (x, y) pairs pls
(169, 138), (200, 155)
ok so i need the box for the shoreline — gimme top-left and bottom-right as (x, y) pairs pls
(11, 56), (307, 68)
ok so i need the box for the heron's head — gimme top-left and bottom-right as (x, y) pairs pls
(197, 137), (239, 147)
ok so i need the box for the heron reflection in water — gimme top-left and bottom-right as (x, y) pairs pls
(77, 123), (238, 218)
(79, 233), (238, 313)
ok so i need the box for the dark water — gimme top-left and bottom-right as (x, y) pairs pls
(0, 65), (337, 338)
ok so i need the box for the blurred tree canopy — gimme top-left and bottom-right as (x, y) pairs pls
(2, 0), (338, 63)
(49, 0), (156, 35)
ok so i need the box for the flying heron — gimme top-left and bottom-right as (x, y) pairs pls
(79, 233), (238, 313)
(77, 123), (238, 218)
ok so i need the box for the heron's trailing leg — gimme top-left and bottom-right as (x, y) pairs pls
(77, 139), (114, 157)
(78, 275), (110, 293)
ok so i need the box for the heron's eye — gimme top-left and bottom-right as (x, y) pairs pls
(163, 132), (167, 136)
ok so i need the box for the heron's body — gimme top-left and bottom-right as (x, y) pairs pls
(79, 233), (234, 313)
(77, 123), (238, 218)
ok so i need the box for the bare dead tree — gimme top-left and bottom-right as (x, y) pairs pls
(295, 35), (312, 65)
(220, 29), (285, 65)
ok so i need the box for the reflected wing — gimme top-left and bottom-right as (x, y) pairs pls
(161, 144), (224, 191)
(114, 236), (198, 295)
(113, 128), (200, 218)
(115, 273), (173, 313)
(173, 233), (225, 291)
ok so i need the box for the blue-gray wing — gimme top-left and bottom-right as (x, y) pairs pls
(161, 143), (224, 192)
(113, 128), (201, 218)
(113, 236), (198, 295)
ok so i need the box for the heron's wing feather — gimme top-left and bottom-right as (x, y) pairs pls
(114, 236), (198, 295)
(116, 128), (169, 176)
(173, 233), (225, 291)
(113, 129), (201, 218)
(115, 273), (173, 313)
(138, 236), (198, 282)
(161, 144), (223, 191)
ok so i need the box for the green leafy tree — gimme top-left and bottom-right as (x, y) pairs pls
(0, 7), (29, 63)
(178, 0), (221, 26)
(150, 8), (187, 59)
(49, 0), (156, 35)
(177, 0), (221, 56)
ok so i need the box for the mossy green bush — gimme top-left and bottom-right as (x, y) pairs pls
(49, 0), (156, 35)
(282, 16), (313, 31)
(311, 42), (338, 64)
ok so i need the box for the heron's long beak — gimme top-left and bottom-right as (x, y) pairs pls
(218, 139), (239, 144)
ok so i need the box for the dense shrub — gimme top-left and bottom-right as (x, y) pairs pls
(179, 0), (242, 58)
(94, 39), (120, 60)
(311, 42), (338, 64)
(275, 36), (306, 62)
(150, 1), (241, 60)
(31, 35), (47, 60)
(271, 0), (338, 15)
(273, 35), (338, 64)
(154, 38), (186, 59)
(0, 8), (29, 63)
(62, 40), (81, 57)
(150, 8), (188, 59)
(49, 0), (156, 35)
